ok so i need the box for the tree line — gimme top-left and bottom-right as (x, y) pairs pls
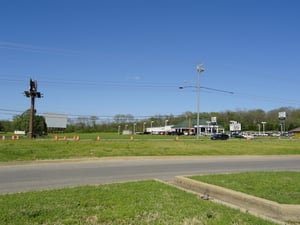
(1, 107), (300, 135)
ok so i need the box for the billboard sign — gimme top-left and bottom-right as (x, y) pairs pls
(44, 113), (67, 128)
(278, 112), (286, 119)
(230, 122), (241, 131)
(211, 117), (217, 124)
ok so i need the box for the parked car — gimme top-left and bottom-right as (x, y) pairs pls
(231, 133), (245, 139)
(211, 133), (229, 140)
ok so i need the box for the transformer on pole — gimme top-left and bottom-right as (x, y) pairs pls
(24, 79), (43, 138)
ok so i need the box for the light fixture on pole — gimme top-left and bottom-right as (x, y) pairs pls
(196, 64), (204, 140)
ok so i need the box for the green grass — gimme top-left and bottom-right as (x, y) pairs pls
(0, 180), (277, 225)
(0, 134), (300, 162)
(190, 171), (300, 204)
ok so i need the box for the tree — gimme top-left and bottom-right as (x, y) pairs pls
(12, 109), (47, 136)
(90, 116), (98, 127)
(0, 120), (13, 132)
(113, 114), (135, 124)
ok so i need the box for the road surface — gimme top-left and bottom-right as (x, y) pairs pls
(1, 155), (300, 194)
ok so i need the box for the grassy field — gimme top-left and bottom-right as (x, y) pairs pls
(0, 133), (300, 162)
(190, 171), (300, 204)
(0, 180), (277, 225)
(1, 134), (299, 224)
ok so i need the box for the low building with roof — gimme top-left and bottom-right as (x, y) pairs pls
(289, 127), (300, 137)
(146, 125), (175, 135)
(145, 119), (225, 136)
(172, 118), (225, 135)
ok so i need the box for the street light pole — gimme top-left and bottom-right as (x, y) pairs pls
(165, 119), (168, 135)
(133, 123), (136, 135)
(196, 64), (204, 140)
(150, 121), (154, 134)
(261, 122), (266, 135)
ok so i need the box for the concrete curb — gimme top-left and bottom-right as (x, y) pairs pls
(173, 176), (300, 224)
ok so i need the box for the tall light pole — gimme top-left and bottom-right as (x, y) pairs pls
(133, 123), (136, 135)
(165, 119), (168, 135)
(196, 64), (204, 140)
(150, 121), (154, 134)
(206, 121), (210, 135)
(179, 65), (233, 138)
(261, 122), (266, 135)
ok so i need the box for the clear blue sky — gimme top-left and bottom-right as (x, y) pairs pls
(1, 0), (300, 121)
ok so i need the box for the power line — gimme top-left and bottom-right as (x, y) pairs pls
(0, 108), (175, 121)
(1, 77), (299, 116)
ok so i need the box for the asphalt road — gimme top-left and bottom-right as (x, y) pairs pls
(1, 155), (300, 194)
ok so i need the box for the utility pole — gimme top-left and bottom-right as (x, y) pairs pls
(24, 79), (43, 138)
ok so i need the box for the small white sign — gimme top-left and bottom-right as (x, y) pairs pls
(211, 117), (217, 124)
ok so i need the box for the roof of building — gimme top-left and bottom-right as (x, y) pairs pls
(173, 119), (224, 128)
(290, 127), (300, 133)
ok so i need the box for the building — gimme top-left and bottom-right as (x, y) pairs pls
(173, 119), (224, 135)
(146, 125), (175, 135)
(289, 127), (300, 137)
(146, 119), (225, 135)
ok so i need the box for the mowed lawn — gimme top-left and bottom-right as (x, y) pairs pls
(1, 134), (300, 162)
(190, 171), (300, 204)
(0, 180), (278, 225)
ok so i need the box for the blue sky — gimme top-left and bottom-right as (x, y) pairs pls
(1, 0), (300, 121)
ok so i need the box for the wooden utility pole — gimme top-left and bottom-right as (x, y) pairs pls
(24, 79), (42, 138)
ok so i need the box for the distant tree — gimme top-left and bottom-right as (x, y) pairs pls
(73, 116), (89, 131)
(289, 109), (300, 130)
(12, 109), (47, 136)
(90, 116), (98, 127)
(0, 120), (13, 132)
(113, 114), (135, 124)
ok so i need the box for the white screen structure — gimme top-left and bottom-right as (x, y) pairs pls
(44, 113), (67, 129)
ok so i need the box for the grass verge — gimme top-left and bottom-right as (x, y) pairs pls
(190, 171), (300, 204)
(0, 180), (277, 225)
(1, 136), (300, 162)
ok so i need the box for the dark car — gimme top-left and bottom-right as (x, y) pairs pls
(211, 133), (229, 140)
(231, 133), (245, 139)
